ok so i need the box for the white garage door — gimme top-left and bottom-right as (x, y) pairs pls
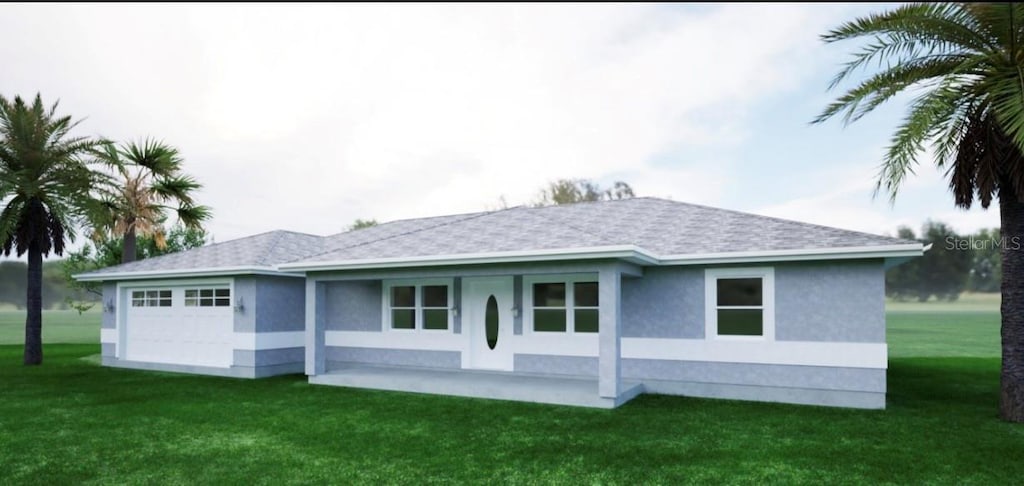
(124, 286), (234, 368)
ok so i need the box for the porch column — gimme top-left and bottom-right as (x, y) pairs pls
(598, 266), (622, 398)
(305, 279), (326, 376)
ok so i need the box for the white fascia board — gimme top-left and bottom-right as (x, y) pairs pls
(73, 266), (303, 282)
(657, 243), (925, 266)
(278, 245), (660, 272)
(75, 243), (926, 279)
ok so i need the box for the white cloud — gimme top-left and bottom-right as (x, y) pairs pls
(0, 3), (840, 246)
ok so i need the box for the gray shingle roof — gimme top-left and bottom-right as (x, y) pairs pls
(79, 197), (912, 278)
(298, 197), (908, 264)
(84, 230), (324, 275)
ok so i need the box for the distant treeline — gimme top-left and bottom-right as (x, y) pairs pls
(0, 261), (98, 310)
(887, 221), (1001, 301)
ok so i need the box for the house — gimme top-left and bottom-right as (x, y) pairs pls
(75, 198), (924, 409)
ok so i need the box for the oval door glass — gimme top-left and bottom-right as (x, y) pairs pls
(485, 295), (499, 350)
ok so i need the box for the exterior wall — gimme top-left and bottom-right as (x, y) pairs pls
(621, 267), (703, 339)
(326, 346), (461, 370)
(101, 283), (117, 329)
(514, 355), (597, 376)
(101, 275), (306, 379)
(624, 359), (885, 409)
(101, 284), (117, 357)
(312, 259), (888, 409)
(324, 280), (382, 331)
(774, 261), (885, 342)
(233, 277), (257, 332)
(254, 276), (305, 332)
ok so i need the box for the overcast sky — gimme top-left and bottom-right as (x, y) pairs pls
(0, 3), (1000, 250)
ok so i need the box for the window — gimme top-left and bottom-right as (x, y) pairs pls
(385, 281), (451, 331)
(705, 268), (774, 339)
(527, 276), (599, 334)
(184, 288), (231, 307)
(130, 289), (172, 307)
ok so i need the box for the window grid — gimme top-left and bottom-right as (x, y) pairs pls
(184, 288), (231, 307)
(130, 289), (172, 307)
(529, 278), (599, 334)
(385, 282), (451, 332)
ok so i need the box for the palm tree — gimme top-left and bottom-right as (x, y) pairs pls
(91, 139), (210, 263)
(814, 3), (1024, 421)
(0, 94), (107, 365)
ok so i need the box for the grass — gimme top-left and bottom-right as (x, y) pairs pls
(0, 295), (1020, 484)
(887, 292), (1001, 358)
(0, 310), (100, 345)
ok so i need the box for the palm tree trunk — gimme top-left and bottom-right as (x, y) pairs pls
(24, 240), (43, 365)
(122, 220), (137, 264)
(1000, 193), (1024, 422)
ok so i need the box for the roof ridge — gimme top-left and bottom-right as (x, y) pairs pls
(297, 209), (506, 262)
(323, 208), (500, 239)
(255, 230), (289, 266)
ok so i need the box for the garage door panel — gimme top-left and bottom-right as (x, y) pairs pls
(125, 287), (234, 368)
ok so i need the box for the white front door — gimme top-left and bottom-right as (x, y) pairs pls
(463, 277), (514, 371)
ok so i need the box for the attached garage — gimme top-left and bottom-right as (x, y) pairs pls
(76, 230), (323, 378)
(122, 284), (234, 369)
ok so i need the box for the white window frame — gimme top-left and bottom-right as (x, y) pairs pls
(183, 286), (232, 308)
(382, 278), (454, 333)
(705, 267), (775, 341)
(523, 274), (600, 335)
(130, 289), (173, 308)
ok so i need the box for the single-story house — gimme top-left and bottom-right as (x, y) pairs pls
(75, 197), (924, 409)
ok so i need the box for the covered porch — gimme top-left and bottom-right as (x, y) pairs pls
(303, 261), (643, 408)
(309, 363), (645, 408)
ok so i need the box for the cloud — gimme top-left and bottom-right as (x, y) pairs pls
(0, 4), (840, 244)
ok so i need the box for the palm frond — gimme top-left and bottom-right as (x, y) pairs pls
(151, 175), (201, 205)
(176, 205), (212, 229)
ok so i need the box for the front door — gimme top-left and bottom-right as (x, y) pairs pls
(464, 277), (514, 371)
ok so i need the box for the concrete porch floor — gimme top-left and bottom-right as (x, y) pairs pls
(309, 364), (645, 409)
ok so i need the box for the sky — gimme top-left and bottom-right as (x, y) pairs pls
(0, 3), (1001, 252)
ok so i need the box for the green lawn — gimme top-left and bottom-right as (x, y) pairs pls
(0, 297), (1020, 483)
(0, 310), (100, 345)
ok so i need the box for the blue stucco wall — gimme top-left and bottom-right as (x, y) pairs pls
(621, 267), (703, 339)
(617, 261), (885, 343)
(325, 346), (461, 369)
(324, 280), (382, 331)
(254, 276), (305, 332)
(775, 260), (885, 342)
(101, 283), (117, 329)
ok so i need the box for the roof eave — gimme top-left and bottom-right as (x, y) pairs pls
(278, 245), (659, 272)
(657, 243), (926, 266)
(73, 266), (304, 282)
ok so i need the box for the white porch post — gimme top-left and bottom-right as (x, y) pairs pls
(305, 279), (326, 376)
(598, 266), (622, 398)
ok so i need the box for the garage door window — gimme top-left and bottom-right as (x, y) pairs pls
(185, 288), (231, 307)
(131, 290), (172, 307)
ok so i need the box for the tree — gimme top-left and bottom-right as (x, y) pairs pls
(815, 3), (1024, 421)
(91, 139), (210, 264)
(533, 179), (636, 206)
(0, 94), (107, 365)
(967, 228), (1002, 293)
(885, 222), (972, 301)
(61, 224), (208, 312)
(885, 227), (922, 301)
(918, 221), (972, 301)
(348, 218), (378, 231)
